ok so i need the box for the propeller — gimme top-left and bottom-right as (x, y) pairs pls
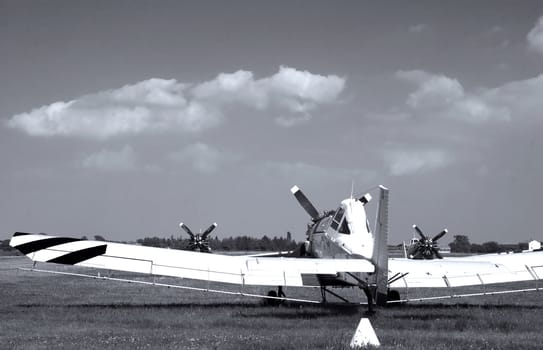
(359, 193), (372, 205)
(291, 186), (320, 221)
(179, 222), (217, 253)
(408, 224), (448, 259)
(201, 223), (218, 240)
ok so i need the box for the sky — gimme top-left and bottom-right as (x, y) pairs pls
(1, 1), (543, 245)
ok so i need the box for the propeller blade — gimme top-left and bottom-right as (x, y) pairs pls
(291, 186), (320, 220)
(432, 229), (448, 242)
(433, 248), (443, 259)
(359, 193), (372, 205)
(179, 222), (195, 239)
(412, 225), (428, 240)
(201, 223), (217, 240)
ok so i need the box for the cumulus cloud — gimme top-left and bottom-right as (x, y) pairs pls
(168, 143), (240, 174)
(192, 66), (345, 126)
(385, 149), (451, 176)
(396, 70), (464, 109)
(409, 23), (428, 33)
(8, 79), (217, 139)
(274, 114), (312, 127)
(527, 16), (543, 55)
(396, 70), (510, 123)
(7, 67), (345, 139)
(82, 145), (137, 171)
(484, 74), (543, 120)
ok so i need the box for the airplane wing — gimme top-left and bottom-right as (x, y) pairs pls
(9, 233), (374, 288)
(388, 251), (543, 288)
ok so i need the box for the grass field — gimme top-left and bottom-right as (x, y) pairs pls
(1, 256), (542, 349)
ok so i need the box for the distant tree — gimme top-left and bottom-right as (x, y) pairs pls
(517, 242), (529, 251)
(0, 239), (19, 255)
(81, 236), (88, 240)
(210, 236), (220, 250)
(94, 235), (106, 241)
(449, 235), (471, 253)
(137, 236), (167, 248)
(135, 233), (300, 252)
(1, 239), (11, 251)
(470, 243), (483, 254)
(481, 241), (500, 253)
(258, 235), (271, 251)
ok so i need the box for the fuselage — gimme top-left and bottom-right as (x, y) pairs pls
(305, 197), (375, 287)
(308, 198), (374, 259)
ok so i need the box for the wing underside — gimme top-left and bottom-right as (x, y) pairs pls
(11, 233), (543, 290)
(10, 233), (374, 288)
(389, 253), (543, 288)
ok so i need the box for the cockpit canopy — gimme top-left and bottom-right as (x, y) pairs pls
(306, 198), (371, 237)
(331, 207), (351, 234)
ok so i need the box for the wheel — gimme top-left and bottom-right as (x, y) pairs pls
(387, 289), (401, 302)
(264, 290), (280, 306)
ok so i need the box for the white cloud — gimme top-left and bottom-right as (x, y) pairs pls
(490, 25), (504, 34)
(267, 66), (345, 106)
(527, 16), (543, 55)
(484, 74), (543, 120)
(385, 149), (451, 176)
(396, 70), (510, 123)
(274, 114), (311, 127)
(7, 79), (217, 139)
(193, 66), (345, 127)
(8, 67), (346, 138)
(168, 143), (240, 174)
(82, 145), (137, 171)
(192, 70), (266, 109)
(396, 70), (464, 109)
(409, 24), (428, 34)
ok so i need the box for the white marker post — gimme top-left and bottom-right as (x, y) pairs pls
(350, 318), (380, 348)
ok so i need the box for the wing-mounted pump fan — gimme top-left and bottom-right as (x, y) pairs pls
(408, 225), (447, 259)
(179, 222), (217, 253)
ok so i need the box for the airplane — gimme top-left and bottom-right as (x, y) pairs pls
(405, 225), (448, 259)
(179, 222), (217, 253)
(9, 185), (543, 313)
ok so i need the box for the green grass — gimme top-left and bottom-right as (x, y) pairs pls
(1, 257), (542, 349)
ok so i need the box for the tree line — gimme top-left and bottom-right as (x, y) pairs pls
(136, 232), (299, 252)
(448, 235), (528, 253)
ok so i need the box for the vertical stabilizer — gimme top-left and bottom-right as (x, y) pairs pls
(372, 185), (389, 306)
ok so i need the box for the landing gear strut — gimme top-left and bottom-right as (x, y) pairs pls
(320, 286), (327, 303)
(361, 286), (375, 315)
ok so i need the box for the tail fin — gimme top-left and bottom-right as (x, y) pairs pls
(371, 185), (389, 306)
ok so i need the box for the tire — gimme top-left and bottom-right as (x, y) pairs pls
(265, 290), (280, 306)
(387, 289), (401, 302)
